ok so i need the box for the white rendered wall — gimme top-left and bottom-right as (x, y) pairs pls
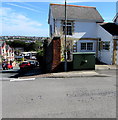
(49, 11), (54, 37)
(54, 20), (98, 38)
(73, 21), (97, 38)
(97, 24), (113, 65)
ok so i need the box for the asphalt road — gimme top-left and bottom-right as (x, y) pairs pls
(1, 69), (117, 118)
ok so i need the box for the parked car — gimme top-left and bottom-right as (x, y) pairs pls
(28, 60), (39, 67)
(2, 63), (13, 70)
(28, 60), (36, 68)
(6, 64), (13, 69)
(19, 61), (31, 69)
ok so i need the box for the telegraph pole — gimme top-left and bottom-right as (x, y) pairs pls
(64, 0), (67, 72)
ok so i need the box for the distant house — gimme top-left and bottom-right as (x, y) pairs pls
(47, 3), (118, 72)
(0, 41), (14, 62)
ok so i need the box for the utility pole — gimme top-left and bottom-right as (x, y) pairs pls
(64, 0), (67, 72)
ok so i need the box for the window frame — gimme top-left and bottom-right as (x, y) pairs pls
(80, 42), (94, 51)
(102, 41), (110, 51)
(62, 21), (73, 35)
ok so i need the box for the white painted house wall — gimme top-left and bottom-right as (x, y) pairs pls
(49, 11), (54, 37)
(53, 20), (98, 38)
(97, 24), (113, 64)
(73, 21), (97, 38)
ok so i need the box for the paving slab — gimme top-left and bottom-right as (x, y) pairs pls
(95, 65), (117, 70)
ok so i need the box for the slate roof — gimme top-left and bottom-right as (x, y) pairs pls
(100, 23), (118, 36)
(50, 4), (104, 22)
(113, 13), (118, 22)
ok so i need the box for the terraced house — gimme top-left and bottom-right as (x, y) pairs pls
(0, 41), (14, 63)
(47, 3), (118, 71)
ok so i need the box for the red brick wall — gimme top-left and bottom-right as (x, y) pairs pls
(52, 37), (61, 71)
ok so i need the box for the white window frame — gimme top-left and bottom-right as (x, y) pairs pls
(63, 22), (73, 35)
(80, 42), (94, 51)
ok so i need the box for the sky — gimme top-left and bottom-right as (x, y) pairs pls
(0, 1), (117, 37)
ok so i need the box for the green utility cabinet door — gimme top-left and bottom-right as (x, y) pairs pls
(73, 52), (95, 70)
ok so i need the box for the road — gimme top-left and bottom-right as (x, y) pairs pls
(1, 69), (117, 118)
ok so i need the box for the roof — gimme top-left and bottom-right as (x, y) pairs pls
(113, 13), (118, 22)
(100, 23), (118, 36)
(49, 3), (104, 22)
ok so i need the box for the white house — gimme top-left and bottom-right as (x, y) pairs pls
(48, 3), (118, 65)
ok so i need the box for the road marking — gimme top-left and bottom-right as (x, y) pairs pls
(10, 78), (35, 82)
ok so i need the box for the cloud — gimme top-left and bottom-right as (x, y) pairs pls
(6, 3), (42, 13)
(0, 7), (46, 36)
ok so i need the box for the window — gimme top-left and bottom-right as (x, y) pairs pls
(87, 43), (93, 50)
(81, 43), (86, 50)
(116, 41), (118, 50)
(81, 42), (93, 51)
(103, 41), (110, 50)
(63, 22), (73, 35)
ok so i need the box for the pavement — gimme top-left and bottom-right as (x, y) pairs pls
(95, 65), (118, 70)
(19, 65), (117, 79)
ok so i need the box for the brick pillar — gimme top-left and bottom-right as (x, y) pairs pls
(52, 37), (61, 72)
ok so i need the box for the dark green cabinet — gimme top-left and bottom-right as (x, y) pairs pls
(73, 52), (95, 70)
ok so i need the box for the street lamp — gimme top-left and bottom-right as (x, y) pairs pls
(64, 0), (67, 72)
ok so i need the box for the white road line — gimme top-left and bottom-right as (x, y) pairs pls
(10, 78), (35, 82)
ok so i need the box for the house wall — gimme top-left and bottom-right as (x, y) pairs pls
(73, 21), (97, 38)
(2, 43), (7, 60)
(49, 11), (55, 37)
(54, 20), (98, 38)
(97, 24), (113, 65)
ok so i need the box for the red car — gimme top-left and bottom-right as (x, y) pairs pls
(7, 64), (13, 69)
(19, 61), (31, 69)
(2, 63), (13, 70)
